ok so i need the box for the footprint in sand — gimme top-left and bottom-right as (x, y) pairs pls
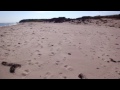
(62, 76), (67, 79)
(49, 52), (55, 56)
(21, 72), (29, 77)
(27, 60), (34, 65)
(59, 72), (63, 75)
(24, 69), (29, 73)
(63, 65), (74, 71)
(43, 72), (52, 79)
(36, 50), (40, 52)
(63, 57), (66, 61)
(35, 62), (39, 65)
(55, 61), (63, 65)
(4, 53), (9, 56)
(21, 69), (30, 77)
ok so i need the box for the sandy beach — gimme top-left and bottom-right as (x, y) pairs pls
(0, 20), (120, 79)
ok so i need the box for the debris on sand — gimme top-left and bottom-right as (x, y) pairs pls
(1, 61), (21, 73)
(78, 73), (86, 79)
(68, 53), (71, 55)
(109, 58), (120, 63)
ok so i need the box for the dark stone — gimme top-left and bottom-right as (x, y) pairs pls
(115, 43), (119, 45)
(96, 68), (99, 69)
(78, 73), (86, 79)
(68, 53), (71, 55)
(1, 35), (4, 37)
(1, 62), (7, 66)
(110, 58), (117, 63)
(10, 65), (16, 73)
(1, 61), (21, 73)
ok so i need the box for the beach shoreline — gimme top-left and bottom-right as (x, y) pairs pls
(0, 19), (120, 79)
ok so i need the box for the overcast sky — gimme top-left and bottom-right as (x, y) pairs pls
(0, 11), (120, 23)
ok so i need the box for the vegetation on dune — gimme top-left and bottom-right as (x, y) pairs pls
(19, 14), (120, 23)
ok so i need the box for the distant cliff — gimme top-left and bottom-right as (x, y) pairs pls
(19, 14), (120, 23)
(19, 17), (72, 23)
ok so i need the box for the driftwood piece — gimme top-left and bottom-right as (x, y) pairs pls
(1, 61), (21, 73)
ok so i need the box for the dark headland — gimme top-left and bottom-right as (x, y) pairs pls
(19, 14), (120, 23)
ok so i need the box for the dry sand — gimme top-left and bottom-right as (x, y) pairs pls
(0, 21), (120, 79)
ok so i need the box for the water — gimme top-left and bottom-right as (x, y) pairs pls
(0, 23), (17, 27)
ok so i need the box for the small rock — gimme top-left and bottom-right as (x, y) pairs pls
(38, 54), (42, 56)
(115, 43), (119, 45)
(78, 73), (86, 79)
(68, 53), (71, 55)
(64, 65), (68, 67)
(22, 72), (28, 76)
(0, 35), (4, 37)
(63, 76), (67, 79)
(59, 72), (62, 74)
(10, 65), (16, 73)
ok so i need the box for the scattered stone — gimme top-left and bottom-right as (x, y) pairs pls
(63, 76), (67, 79)
(115, 71), (118, 73)
(55, 63), (59, 65)
(38, 54), (42, 56)
(7, 45), (11, 46)
(0, 35), (4, 37)
(68, 53), (71, 55)
(78, 73), (86, 79)
(116, 48), (120, 49)
(56, 61), (60, 62)
(115, 43), (119, 45)
(10, 65), (16, 73)
(64, 65), (68, 67)
(107, 61), (110, 63)
(1, 62), (7, 66)
(98, 57), (100, 58)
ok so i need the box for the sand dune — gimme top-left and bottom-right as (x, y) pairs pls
(0, 20), (120, 79)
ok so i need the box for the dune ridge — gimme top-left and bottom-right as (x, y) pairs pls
(0, 14), (120, 79)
